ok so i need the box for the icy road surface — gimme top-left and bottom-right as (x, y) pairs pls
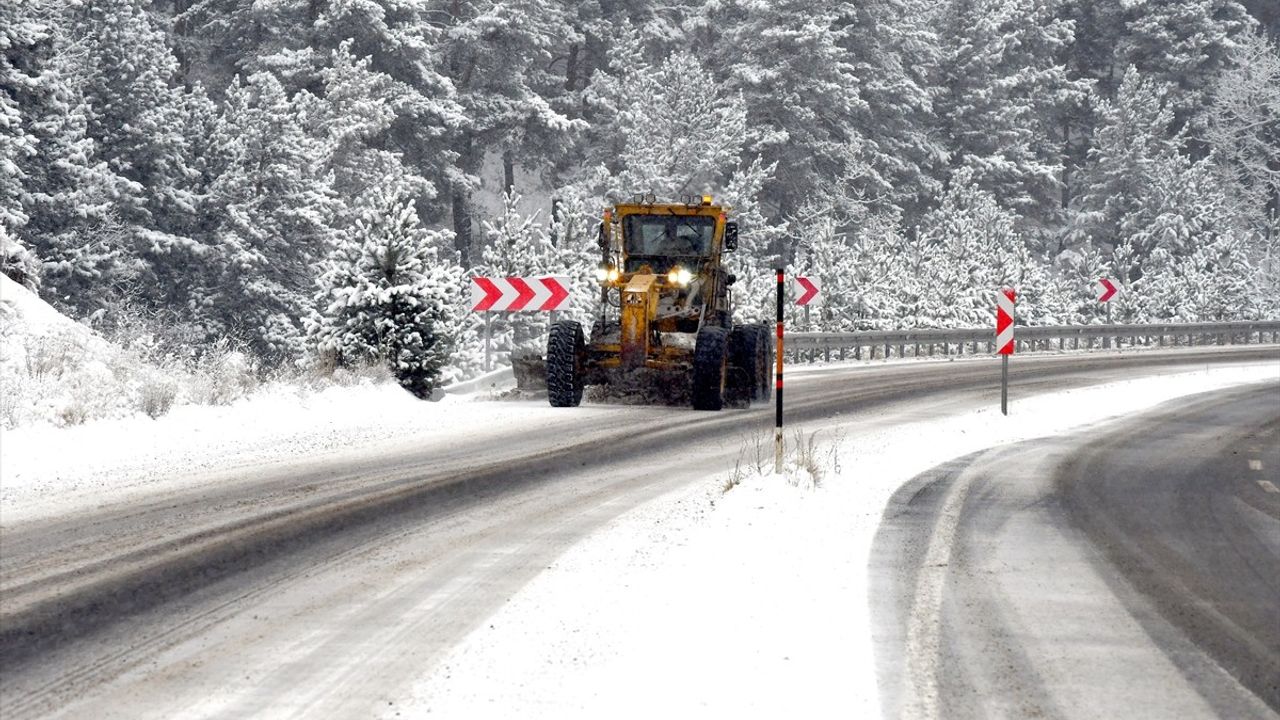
(1, 347), (1277, 719)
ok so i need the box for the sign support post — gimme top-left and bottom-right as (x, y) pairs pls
(484, 313), (492, 372)
(1001, 354), (1008, 416)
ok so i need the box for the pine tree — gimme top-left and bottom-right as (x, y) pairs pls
(835, 0), (947, 218)
(1203, 31), (1280, 236)
(697, 0), (866, 223)
(63, 0), (213, 314)
(0, 0), (41, 286)
(1068, 67), (1179, 261)
(0, 0), (40, 237)
(1136, 231), (1258, 321)
(916, 170), (1052, 326)
(7, 4), (137, 311)
(308, 188), (460, 398)
(1118, 0), (1254, 135)
(934, 0), (1086, 227)
(203, 71), (339, 362)
(317, 41), (433, 216)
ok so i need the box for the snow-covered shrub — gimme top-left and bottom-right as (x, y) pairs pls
(58, 360), (121, 427)
(308, 188), (462, 399)
(136, 368), (179, 418)
(22, 327), (87, 381)
(186, 340), (257, 406)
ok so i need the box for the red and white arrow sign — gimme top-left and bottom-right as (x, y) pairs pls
(1094, 277), (1117, 302)
(470, 276), (571, 312)
(794, 276), (821, 306)
(996, 288), (1016, 355)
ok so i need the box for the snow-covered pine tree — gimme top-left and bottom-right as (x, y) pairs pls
(834, 0), (947, 218)
(434, 0), (582, 197)
(308, 188), (461, 398)
(1068, 68), (1178, 263)
(844, 211), (918, 331)
(697, 0), (865, 225)
(546, 191), (602, 330)
(1070, 65), (1254, 318)
(917, 170), (1053, 327)
(13, 42), (131, 307)
(934, 0), (1086, 229)
(589, 48), (746, 204)
(1118, 0), (1255, 136)
(316, 41), (432, 223)
(790, 210), (857, 332)
(1057, 241), (1114, 324)
(63, 0), (214, 314)
(719, 156), (784, 325)
(1136, 231), (1258, 321)
(203, 71), (339, 363)
(0, 0), (41, 286)
(1202, 31), (1280, 237)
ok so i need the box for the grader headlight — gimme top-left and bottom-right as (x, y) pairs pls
(666, 266), (693, 287)
(596, 266), (622, 284)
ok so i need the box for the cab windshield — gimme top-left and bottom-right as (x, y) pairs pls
(622, 215), (716, 272)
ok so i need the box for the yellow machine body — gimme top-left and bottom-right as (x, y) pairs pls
(582, 196), (737, 383)
(542, 194), (766, 410)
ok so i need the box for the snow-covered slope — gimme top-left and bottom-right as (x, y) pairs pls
(0, 274), (127, 428)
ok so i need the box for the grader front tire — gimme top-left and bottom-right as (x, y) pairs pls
(691, 327), (729, 411)
(547, 320), (585, 407)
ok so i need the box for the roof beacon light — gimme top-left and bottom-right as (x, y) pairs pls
(701, 195), (713, 206)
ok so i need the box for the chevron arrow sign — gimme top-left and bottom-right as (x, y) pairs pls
(470, 276), (571, 312)
(996, 288), (1016, 355)
(794, 276), (821, 306)
(1094, 277), (1118, 302)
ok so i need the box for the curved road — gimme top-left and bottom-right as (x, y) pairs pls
(1, 346), (1276, 718)
(872, 380), (1280, 719)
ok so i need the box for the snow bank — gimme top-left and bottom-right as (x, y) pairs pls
(0, 274), (128, 428)
(394, 361), (1279, 719)
(0, 274), (427, 440)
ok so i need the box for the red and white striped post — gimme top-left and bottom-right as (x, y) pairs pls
(996, 287), (1016, 415)
(775, 268), (785, 474)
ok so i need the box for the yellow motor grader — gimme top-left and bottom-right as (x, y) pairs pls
(547, 195), (772, 410)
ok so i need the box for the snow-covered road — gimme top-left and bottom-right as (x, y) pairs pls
(1, 347), (1276, 719)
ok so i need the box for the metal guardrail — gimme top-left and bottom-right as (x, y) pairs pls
(786, 321), (1280, 361)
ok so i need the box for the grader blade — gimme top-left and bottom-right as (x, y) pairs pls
(620, 274), (658, 369)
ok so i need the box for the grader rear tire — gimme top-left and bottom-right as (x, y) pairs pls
(547, 320), (585, 407)
(753, 324), (774, 402)
(725, 326), (755, 409)
(691, 326), (729, 411)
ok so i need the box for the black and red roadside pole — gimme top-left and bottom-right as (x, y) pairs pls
(775, 267), (785, 474)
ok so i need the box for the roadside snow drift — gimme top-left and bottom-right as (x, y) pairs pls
(391, 362), (1278, 720)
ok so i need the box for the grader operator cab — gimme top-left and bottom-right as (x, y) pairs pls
(546, 195), (773, 410)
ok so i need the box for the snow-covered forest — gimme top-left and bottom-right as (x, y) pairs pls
(2, 0), (1278, 400)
